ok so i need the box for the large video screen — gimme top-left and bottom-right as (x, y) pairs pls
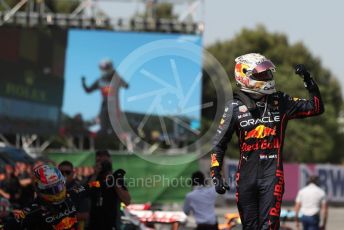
(0, 27), (67, 135)
(63, 29), (203, 148)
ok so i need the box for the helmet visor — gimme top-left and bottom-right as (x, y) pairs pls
(99, 61), (113, 72)
(251, 69), (274, 81)
(252, 60), (275, 74)
(40, 182), (65, 195)
(100, 64), (110, 71)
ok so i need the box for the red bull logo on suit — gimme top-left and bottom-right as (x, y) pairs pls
(241, 138), (280, 152)
(245, 125), (276, 140)
(53, 217), (77, 230)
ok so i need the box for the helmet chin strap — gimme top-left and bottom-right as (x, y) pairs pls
(239, 88), (265, 99)
(247, 92), (265, 100)
(238, 90), (269, 117)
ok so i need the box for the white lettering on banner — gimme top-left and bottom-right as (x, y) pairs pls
(301, 165), (344, 202)
(318, 167), (344, 202)
(240, 116), (280, 127)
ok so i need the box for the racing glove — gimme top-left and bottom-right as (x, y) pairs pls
(211, 166), (229, 194)
(295, 64), (316, 91)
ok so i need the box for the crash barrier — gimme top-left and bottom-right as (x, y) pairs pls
(48, 152), (344, 203)
(47, 151), (199, 203)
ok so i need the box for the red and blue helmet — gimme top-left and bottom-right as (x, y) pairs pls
(33, 164), (66, 204)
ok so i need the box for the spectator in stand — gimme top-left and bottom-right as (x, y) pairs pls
(16, 163), (35, 208)
(88, 150), (131, 230)
(25, 164), (33, 178)
(83, 166), (94, 178)
(74, 167), (84, 182)
(58, 161), (90, 230)
(0, 165), (21, 209)
(78, 166), (95, 185)
(0, 197), (12, 226)
(294, 175), (328, 230)
(183, 171), (218, 230)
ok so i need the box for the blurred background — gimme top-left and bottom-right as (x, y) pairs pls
(0, 0), (344, 229)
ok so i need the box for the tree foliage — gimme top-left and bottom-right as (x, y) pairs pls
(45, 0), (80, 14)
(203, 25), (343, 163)
(154, 3), (176, 20)
(135, 2), (176, 20)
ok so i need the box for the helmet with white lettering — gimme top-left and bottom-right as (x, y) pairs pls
(33, 164), (66, 204)
(234, 53), (276, 95)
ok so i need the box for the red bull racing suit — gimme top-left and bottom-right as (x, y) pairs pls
(210, 76), (324, 229)
(82, 71), (129, 134)
(2, 182), (105, 230)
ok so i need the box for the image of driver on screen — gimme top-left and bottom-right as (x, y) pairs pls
(82, 59), (129, 134)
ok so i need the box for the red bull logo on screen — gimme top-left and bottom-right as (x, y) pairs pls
(245, 125), (276, 140)
(53, 217), (77, 230)
(101, 86), (112, 96)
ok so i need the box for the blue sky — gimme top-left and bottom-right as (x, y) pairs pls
(62, 30), (203, 121)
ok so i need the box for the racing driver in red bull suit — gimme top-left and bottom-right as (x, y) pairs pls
(210, 53), (324, 230)
(1, 164), (127, 230)
(82, 59), (129, 134)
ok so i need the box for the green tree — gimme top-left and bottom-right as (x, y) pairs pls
(154, 2), (176, 20)
(45, 0), (80, 13)
(0, 0), (19, 11)
(203, 25), (343, 163)
(140, 2), (176, 20)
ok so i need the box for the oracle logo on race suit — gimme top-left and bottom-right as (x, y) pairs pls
(239, 116), (280, 127)
(46, 206), (76, 223)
